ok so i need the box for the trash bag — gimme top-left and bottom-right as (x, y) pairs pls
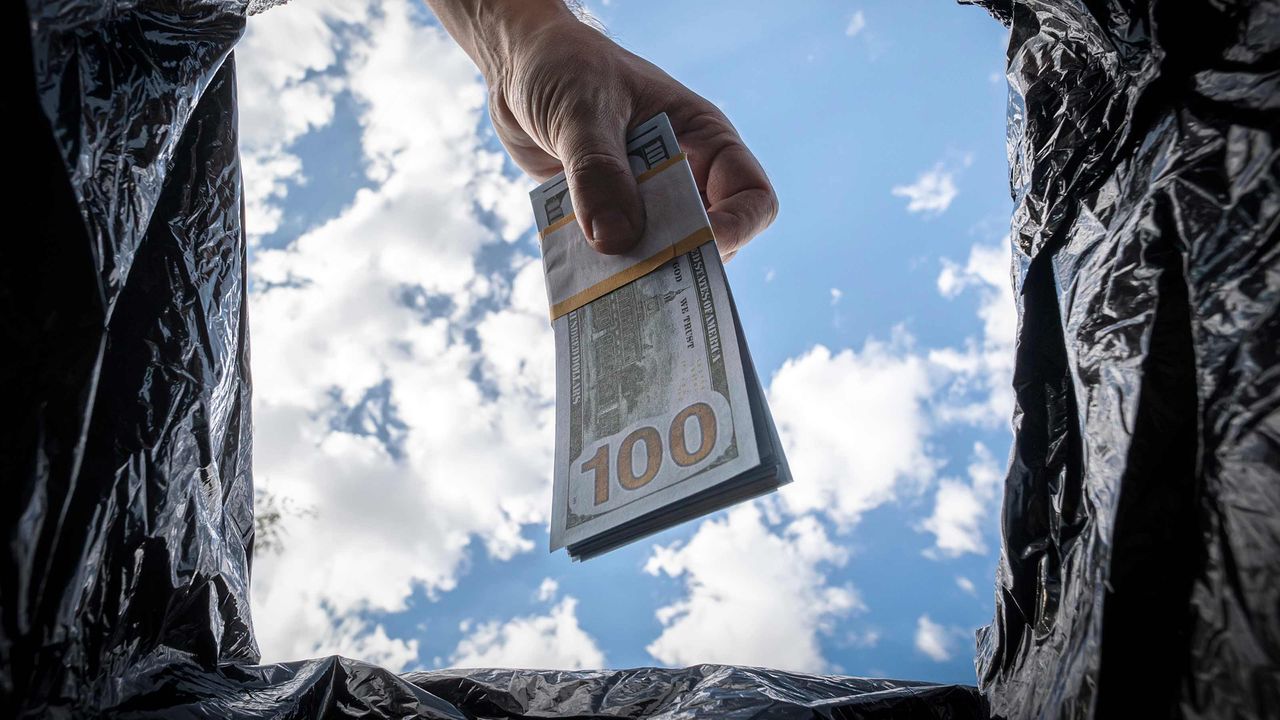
(115, 664), (986, 718)
(3, 1), (988, 717)
(963, 0), (1279, 717)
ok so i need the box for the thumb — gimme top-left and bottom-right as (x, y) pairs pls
(560, 126), (645, 255)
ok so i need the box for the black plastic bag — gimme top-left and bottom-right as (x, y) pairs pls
(2, 1), (985, 717)
(965, 0), (1279, 717)
(4, 0), (1276, 717)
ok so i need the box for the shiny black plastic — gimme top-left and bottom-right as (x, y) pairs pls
(965, 0), (1279, 717)
(5, 0), (1276, 717)
(3, 1), (987, 717)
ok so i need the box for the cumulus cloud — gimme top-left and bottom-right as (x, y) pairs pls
(891, 164), (958, 215)
(451, 595), (605, 669)
(956, 576), (977, 595)
(848, 629), (881, 648)
(242, 0), (553, 666)
(930, 240), (1016, 426)
(920, 241), (1015, 559)
(845, 11), (867, 37)
(239, 0), (1019, 675)
(645, 506), (861, 672)
(767, 336), (936, 526)
(914, 615), (956, 661)
(642, 330), (950, 671)
(310, 615), (421, 671)
(536, 578), (559, 602)
(238, 1), (365, 238)
(644, 231), (1018, 666)
(922, 443), (1002, 557)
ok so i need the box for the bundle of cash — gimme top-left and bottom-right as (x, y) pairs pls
(531, 113), (791, 561)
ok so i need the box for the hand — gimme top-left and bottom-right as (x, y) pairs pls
(428, 1), (777, 260)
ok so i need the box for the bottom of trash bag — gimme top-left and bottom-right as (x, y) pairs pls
(96, 658), (986, 719)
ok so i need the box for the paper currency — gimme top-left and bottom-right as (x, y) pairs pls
(531, 113), (790, 560)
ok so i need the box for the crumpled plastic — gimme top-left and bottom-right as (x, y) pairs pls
(2, 0), (986, 717)
(5, 0), (1276, 717)
(963, 0), (1279, 717)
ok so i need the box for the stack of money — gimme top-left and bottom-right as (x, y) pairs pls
(531, 114), (791, 561)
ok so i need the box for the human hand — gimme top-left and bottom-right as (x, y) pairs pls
(429, 1), (777, 260)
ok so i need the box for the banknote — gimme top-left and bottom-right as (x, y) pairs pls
(531, 113), (790, 560)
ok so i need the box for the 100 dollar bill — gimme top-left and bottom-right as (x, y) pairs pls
(532, 114), (781, 559)
(550, 242), (759, 552)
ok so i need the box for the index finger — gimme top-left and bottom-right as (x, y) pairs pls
(692, 140), (778, 260)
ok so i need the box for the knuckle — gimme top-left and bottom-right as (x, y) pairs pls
(566, 148), (630, 181)
(486, 91), (518, 134)
(762, 188), (780, 227)
(716, 222), (744, 256)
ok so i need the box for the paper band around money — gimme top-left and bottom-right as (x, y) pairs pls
(547, 226), (715, 319)
(539, 153), (716, 321)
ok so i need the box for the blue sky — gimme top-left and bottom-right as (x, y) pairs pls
(238, 0), (1013, 685)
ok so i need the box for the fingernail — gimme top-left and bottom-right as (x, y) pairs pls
(589, 210), (635, 252)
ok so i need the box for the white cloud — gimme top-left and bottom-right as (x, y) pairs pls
(642, 236), (1016, 670)
(239, 1), (366, 238)
(956, 576), (977, 595)
(309, 615), (420, 671)
(451, 596), (606, 669)
(914, 615), (955, 661)
(848, 629), (881, 648)
(243, 0), (554, 666)
(845, 11), (867, 37)
(764, 268), (776, 283)
(238, 0), (1020, 676)
(476, 260), (559, 403)
(922, 443), (1002, 557)
(930, 240), (1016, 426)
(637, 154), (1014, 682)
(536, 578), (559, 602)
(891, 164), (958, 215)
(645, 506), (861, 672)
(923, 476), (986, 554)
(768, 336), (936, 526)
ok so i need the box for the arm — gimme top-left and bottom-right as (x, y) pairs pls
(424, 0), (777, 260)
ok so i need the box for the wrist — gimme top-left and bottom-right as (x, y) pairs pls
(434, 0), (578, 81)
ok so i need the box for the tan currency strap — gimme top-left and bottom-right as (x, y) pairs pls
(539, 154), (716, 321)
(539, 212), (578, 238)
(548, 226), (714, 319)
